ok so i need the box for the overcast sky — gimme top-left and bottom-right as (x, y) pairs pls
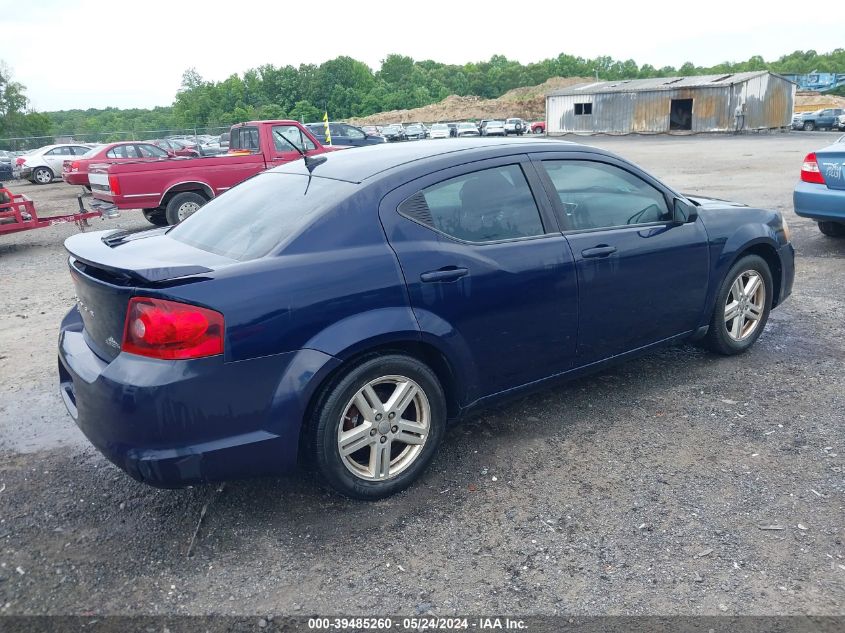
(2, 0), (842, 111)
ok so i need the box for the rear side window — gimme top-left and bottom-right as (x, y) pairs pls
(399, 164), (545, 243)
(168, 173), (356, 261)
(231, 126), (260, 151)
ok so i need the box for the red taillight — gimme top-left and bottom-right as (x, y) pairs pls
(800, 153), (826, 184)
(108, 174), (121, 196)
(69, 161), (79, 172)
(122, 297), (224, 360)
(15, 157), (25, 166)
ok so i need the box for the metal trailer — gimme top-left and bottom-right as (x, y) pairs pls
(0, 188), (116, 236)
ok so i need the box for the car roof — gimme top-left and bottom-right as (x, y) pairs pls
(271, 138), (584, 183)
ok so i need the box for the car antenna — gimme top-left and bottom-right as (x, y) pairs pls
(273, 128), (326, 173)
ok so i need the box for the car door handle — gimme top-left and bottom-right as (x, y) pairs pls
(420, 266), (469, 283)
(581, 245), (617, 258)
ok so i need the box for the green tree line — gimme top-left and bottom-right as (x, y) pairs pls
(2, 48), (844, 148)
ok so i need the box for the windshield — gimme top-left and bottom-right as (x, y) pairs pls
(168, 173), (357, 261)
(432, 124), (448, 130)
(458, 123), (475, 129)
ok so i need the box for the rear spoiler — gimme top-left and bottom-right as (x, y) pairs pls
(65, 229), (213, 284)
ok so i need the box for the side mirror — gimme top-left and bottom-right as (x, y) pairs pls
(673, 198), (698, 223)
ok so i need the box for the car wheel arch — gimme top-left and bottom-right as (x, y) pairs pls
(728, 241), (783, 308)
(159, 181), (214, 208)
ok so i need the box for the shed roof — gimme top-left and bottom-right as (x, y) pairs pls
(547, 71), (792, 97)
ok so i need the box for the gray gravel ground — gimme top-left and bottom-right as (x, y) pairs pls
(0, 133), (843, 617)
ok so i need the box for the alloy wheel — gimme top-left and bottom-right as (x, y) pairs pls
(337, 375), (430, 481)
(724, 270), (765, 341)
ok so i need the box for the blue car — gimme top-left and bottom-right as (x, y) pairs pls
(793, 136), (845, 237)
(58, 139), (794, 499)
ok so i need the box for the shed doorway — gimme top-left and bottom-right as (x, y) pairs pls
(670, 99), (693, 131)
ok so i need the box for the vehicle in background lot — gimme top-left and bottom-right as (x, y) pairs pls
(456, 122), (480, 137)
(62, 142), (173, 188)
(147, 138), (200, 157)
(429, 123), (451, 139)
(531, 121), (546, 134)
(89, 120), (341, 225)
(404, 123), (426, 141)
(837, 113), (845, 131)
(381, 124), (406, 142)
(477, 120), (490, 135)
(482, 120), (506, 136)
(792, 108), (845, 131)
(58, 138), (794, 499)
(0, 151), (12, 181)
(13, 144), (94, 184)
(447, 123), (458, 137)
(305, 122), (386, 147)
(793, 137), (845, 237)
(504, 118), (526, 135)
(219, 131), (230, 148)
(361, 125), (380, 136)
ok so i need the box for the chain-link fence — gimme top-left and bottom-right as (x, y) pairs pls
(0, 126), (232, 153)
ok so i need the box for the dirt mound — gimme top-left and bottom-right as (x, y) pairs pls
(794, 91), (845, 112)
(350, 76), (591, 125)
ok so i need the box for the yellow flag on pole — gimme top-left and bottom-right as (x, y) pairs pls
(323, 111), (331, 145)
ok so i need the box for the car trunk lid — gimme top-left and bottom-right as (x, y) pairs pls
(65, 229), (234, 361)
(815, 147), (845, 190)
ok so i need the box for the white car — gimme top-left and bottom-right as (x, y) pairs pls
(14, 143), (93, 184)
(456, 122), (479, 137)
(482, 120), (506, 136)
(504, 118), (527, 135)
(429, 123), (451, 139)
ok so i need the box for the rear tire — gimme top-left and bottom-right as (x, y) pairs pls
(306, 354), (447, 500)
(818, 221), (845, 237)
(32, 167), (53, 185)
(164, 191), (206, 225)
(143, 208), (168, 226)
(701, 255), (773, 356)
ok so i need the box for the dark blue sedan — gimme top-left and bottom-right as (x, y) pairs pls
(58, 139), (794, 499)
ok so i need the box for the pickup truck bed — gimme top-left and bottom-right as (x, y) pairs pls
(89, 120), (341, 225)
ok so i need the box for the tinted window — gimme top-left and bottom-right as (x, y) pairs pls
(541, 160), (670, 230)
(402, 164), (544, 243)
(169, 173), (355, 260)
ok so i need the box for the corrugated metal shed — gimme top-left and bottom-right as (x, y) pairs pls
(546, 71), (795, 135)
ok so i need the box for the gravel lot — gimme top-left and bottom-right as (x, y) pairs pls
(0, 133), (843, 617)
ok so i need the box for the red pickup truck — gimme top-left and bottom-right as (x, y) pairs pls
(89, 120), (342, 225)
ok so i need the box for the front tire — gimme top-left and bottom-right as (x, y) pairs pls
(164, 191), (206, 224)
(702, 255), (773, 356)
(818, 221), (845, 237)
(32, 167), (53, 185)
(803, 121), (815, 131)
(307, 354), (447, 500)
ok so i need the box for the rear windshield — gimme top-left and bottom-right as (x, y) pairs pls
(168, 173), (356, 260)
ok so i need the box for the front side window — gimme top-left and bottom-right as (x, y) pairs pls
(272, 125), (317, 153)
(541, 160), (671, 231)
(136, 144), (168, 158)
(400, 164), (545, 243)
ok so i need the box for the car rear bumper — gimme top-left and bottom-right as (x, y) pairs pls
(793, 181), (845, 222)
(14, 166), (31, 179)
(62, 172), (88, 186)
(58, 306), (339, 487)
